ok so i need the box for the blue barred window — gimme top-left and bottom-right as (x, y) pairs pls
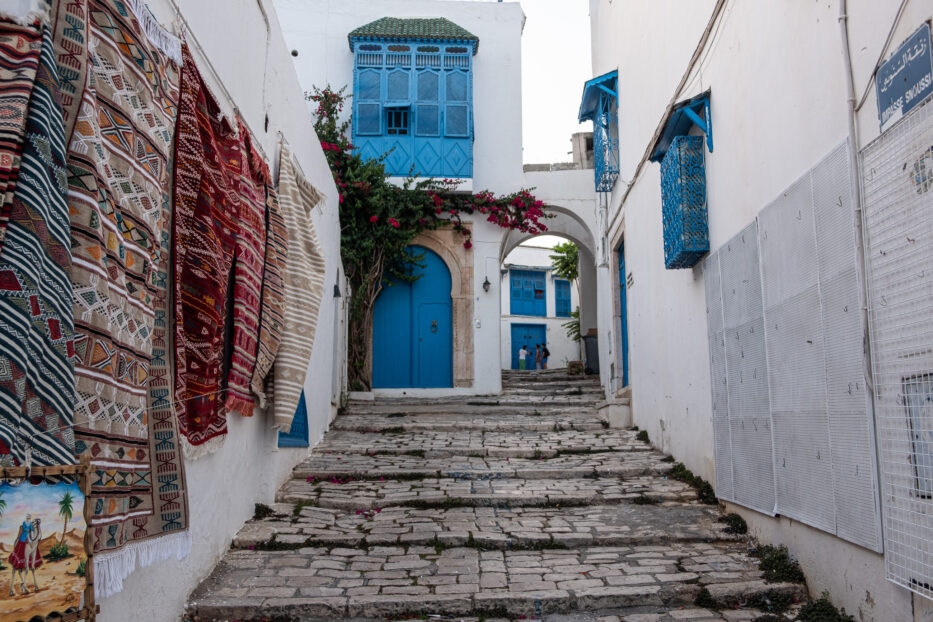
(578, 71), (619, 192)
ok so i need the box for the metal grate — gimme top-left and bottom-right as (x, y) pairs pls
(862, 94), (933, 596)
(660, 135), (709, 269)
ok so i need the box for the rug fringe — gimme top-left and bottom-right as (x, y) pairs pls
(94, 530), (191, 599)
(124, 0), (182, 65)
(0, 0), (49, 26)
(182, 433), (225, 461)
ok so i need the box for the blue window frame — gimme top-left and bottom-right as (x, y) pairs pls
(278, 391), (309, 448)
(579, 71), (619, 192)
(555, 279), (571, 317)
(350, 35), (477, 178)
(510, 269), (546, 317)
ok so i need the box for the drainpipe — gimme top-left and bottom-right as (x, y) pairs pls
(838, 0), (885, 541)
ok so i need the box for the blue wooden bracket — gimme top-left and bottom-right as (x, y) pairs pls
(682, 99), (713, 153)
(596, 83), (617, 99)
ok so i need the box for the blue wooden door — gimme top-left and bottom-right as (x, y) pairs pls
(510, 323), (546, 369)
(618, 243), (629, 387)
(373, 246), (453, 388)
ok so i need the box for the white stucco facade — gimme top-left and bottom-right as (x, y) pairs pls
(499, 243), (582, 370)
(94, 2), (345, 621)
(588, 0), (933, 619)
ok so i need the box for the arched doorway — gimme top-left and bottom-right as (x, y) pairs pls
(372, 245), (453, 388)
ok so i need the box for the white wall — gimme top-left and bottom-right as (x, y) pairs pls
(589, 0), (933, 618)
(499, 244), (581, 369)
(97, 2), (344, 621)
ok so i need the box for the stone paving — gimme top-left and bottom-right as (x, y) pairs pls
(186, 371), (808, 621)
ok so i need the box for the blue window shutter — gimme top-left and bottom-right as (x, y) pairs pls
(359, 69), (381, 100)
(416, 105), (439, 136)
(357, 103), (381, 134)
(278, 391), (309, 448)
(555, 279), (571, 317)
(445, 104), (469, 136)
(510, 270), (546, 317)
(446, 72), (468, 101)
(418, 71), (439, 101)
(387, 70), (410, 103)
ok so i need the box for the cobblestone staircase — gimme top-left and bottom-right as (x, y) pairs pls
(185, 370), (807, 621)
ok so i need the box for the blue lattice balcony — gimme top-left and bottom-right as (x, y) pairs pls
(660, 135), (708, 269)
(579, 71), (619, 193)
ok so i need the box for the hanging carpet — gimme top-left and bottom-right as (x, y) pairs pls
(250, 181), (287, 408)
(272, 145), (326, 432)
(0, 16), (75, 468)
(225, 120), (268, 416)
(53, 0), (189, 597)
(0, 10), (42, 252)
(172, 42), (238, 454)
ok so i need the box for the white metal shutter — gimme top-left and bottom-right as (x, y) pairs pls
(717, 221), (775, 515)
(862, 95), (933, 596)
(705, 252), (734, 500)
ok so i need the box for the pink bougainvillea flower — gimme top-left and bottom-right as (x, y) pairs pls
(464, 240), (472, 249)
(369, 215), (379, 223)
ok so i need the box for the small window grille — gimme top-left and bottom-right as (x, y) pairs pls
(359, 44), (382, 52)
(446, 46), (468, 54)
(387, 108), (409, 135)
(660, 135), (709, 269)
(905, 374), (933, 498)
(417, 46), (439, 53)
(388, 45), (410, 52)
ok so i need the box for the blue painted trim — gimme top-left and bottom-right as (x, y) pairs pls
(617, 246), (629, 388)
(649, 91), (713, 162)
(660, 135), (709, 269)
(350, 36), (478, 56)
(579, 70), (620, 192)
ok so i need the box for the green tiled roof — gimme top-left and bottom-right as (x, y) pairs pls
(349, 17), (479, 51)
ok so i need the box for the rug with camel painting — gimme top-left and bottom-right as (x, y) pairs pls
(0, 480), (88, 622)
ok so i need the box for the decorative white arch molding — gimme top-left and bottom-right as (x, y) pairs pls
(499, 204), (597, 262)
(411, 227), (474, 388)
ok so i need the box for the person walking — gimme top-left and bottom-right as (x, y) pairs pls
(518, 344), (529, 370)
(535, 344), (544, 370)
(542, 344), (550, 369)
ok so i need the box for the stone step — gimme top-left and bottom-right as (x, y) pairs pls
(185, 543), (807, 622)
(275, 475), (697, 509)
(292, 451), (672, 481)
(313, 429), (650, 458)
(350, 395), (604, 410)
(502, 386), (605, 395)
(331, 413), (609, 433)
(385, 604), (802, 621)
(233, 503), (742, 550)
(346, 405), (601, 418)
(501, 373), (600, 384)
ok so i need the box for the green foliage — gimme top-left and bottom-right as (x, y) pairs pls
(75, 559), (87, 577)
(549, 241), (579, 282)
(796, 592), (855, 622)
(720, 512), (749, 534)
(45, 542), (71, 561)
(253, 503), (275, 520)
(669, 462), (718, 505)
(632, 495), (658, 505)
(0, 489), (5, 519)
(562, 307), (582, 342)
(309, 86), (550, 390)
(58, 490), (74, 544)
(636, 429), (649, 443)
(695, 587), (718, 609)
(752, 544), (807, 584)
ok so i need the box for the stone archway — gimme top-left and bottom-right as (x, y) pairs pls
(411, 227), (474, 388)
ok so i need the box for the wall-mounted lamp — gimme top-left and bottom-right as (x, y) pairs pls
(482, 277), (491, 292)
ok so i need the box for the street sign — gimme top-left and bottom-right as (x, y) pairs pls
(877, 22), (933, 133)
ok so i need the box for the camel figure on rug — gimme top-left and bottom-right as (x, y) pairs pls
(9, 516), (42, 595)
